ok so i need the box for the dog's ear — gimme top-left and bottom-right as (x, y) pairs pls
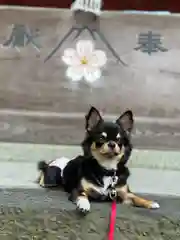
(116, 110), (134, 133)
(85, 106), (103, 131)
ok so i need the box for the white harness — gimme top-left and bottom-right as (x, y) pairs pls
(49, 156), (118, 198)
(49, 157), (70, 177)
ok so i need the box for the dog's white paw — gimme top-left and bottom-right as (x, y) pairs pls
(76, 196), (91, 213)
(150, 202), (160, 209)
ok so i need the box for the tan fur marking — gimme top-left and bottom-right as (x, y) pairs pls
(91, 141), (121, 156)
(116, 185), (132, 204)
(91, 141), (125, 166)
(91, 142), (96, 151)
(77, 178), (99, 201)
(79, 192), (88, 197)
(116, 184), (154, 209)
(81, 178), (100, 194)
(130, 194), (154, 209)
(39, 172), (45, 187)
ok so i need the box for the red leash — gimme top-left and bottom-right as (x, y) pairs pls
(108, 200), (117, 240)
(108, 174), (118, 240)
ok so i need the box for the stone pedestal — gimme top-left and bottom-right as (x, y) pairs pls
(0, 8), (179, 149)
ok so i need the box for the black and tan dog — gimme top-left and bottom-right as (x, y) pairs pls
(37, 106), (160, 213)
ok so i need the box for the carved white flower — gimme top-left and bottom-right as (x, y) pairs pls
(62, 40), (107, 83)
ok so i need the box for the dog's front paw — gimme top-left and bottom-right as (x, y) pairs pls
(76, 196), (91, 213)
(150, 201), (160, 209)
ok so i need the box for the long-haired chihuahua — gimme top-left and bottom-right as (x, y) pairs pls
(37, 106), (160, 213)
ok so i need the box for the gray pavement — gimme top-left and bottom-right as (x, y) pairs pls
(0, 188), (179, 219)
(1, 142), (180, 171)
(0, 188), (179, 240)
(0, 153), (179, 240)
(0, 161), (180, 196)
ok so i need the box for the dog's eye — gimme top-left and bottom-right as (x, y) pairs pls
(101, 132), (107, 138)
(116, 133), (121, 140)
(99, 132), (107, 141)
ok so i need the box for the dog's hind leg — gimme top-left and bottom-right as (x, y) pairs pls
(37, 161), (47, 187)
(38, 166), (62, 188)
(116, 185), (160, 209)
(129, 193), (160, 209)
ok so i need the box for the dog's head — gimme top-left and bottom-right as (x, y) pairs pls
(82, 106), (134, 170)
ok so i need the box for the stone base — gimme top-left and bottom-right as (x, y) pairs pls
(0, 189), (179, 240)
(0, 111), (179, 149)
(0, 8), (180, 149)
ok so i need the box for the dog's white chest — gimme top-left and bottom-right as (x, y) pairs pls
(98, 176), (113, 196)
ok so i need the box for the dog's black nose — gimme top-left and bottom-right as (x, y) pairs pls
(108, 141), (116, 149)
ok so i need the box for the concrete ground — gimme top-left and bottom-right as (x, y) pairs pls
(1, 160), (180, 196)
(0, 189), (179, 239)
(0, 6), (179, 239)
(0, 142), (179, 239)
(0, 142), (179, 196)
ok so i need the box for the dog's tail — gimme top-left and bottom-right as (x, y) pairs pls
(38, 161), (48, 172)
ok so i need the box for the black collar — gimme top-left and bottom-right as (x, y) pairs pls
(90, 156), (117, 177)
(82, 156), (118, 187)
(100, 167), (116, 177)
